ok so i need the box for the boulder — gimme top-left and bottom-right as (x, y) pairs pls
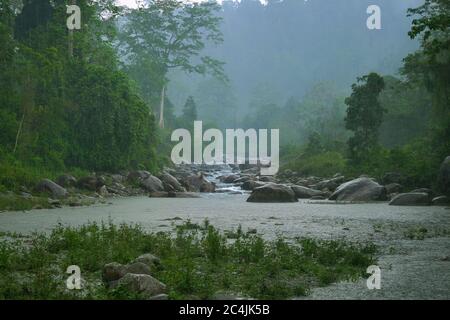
(127, 170), (151, 182)
(290, 185), (324, 199)
(125, 262), (152, 276)
(233, 176), (253, 184)
(35, 179), (68, 198)
(117, 273), (166, 297)
(241, 180), (266, 191)
(410, 188), (434, 198)
(56, 175), (77, 188)
(389, 193), (431, 206)
(314, 176), (346, 191)
(385, 183), (403, 194)
(432, 195), (449, 206)
(247, 183), (298, 203)
(158, 172), (185, 192)
(102, 262), (127, 282)
(220, 174), (240, 184)
(438, 156), (450, 196)
(182, 173), (215, 193)
(134, 253), (161, 268)
(77, 176), (104, 191)
(329, 178), (387, 202)
(103, 261), (153, 284)
(140, 176), (164, 192)
(259, 176), (276, 183)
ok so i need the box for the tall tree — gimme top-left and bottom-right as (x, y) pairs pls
(344, 73), (385, 164)
(182, 96), (198, 123)
(118, 0), (226, 128)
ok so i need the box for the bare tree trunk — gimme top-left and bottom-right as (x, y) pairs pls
(159, 85), (166, 129)
(13, 113), (25, 154)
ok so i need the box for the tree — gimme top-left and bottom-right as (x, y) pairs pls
(0, 0), (159, 172)
(404, 0), (450, 160)
(118, 0), (226, 128)
(344, 73), (385, 164)
(182, 96), (198, 123)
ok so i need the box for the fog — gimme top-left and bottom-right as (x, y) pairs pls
(168, 0), (422, 121)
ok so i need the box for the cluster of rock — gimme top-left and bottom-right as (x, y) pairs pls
(102, 253), (168, 300)
(21, 165), (220, 209)
(216, 156), (450, 206)
(15, 156), (450, 208)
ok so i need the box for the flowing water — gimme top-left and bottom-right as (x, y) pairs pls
(1, 168), (449, 299)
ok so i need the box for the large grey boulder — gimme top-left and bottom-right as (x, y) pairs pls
(389, 193), (431, 206)
(329, 178), (387, 202)
(241, 180), (266, 191)
(140, 175), (164, 192)
(247, 183), (298, 203)
(36, 179), (68, 198)
(182, 173), (215, 193)
(158, 172), (185, 192)
(117, 273), (166, 297)
(438, 156), (450, 196)
(290, 185), (324, 199)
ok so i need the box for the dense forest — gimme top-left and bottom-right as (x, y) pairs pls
(0, 0), (449, 194)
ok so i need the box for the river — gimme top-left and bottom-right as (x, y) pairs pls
(0, 189), (449, 299)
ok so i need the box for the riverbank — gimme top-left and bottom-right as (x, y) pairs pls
(0, 219), (376, 300)
(0, 195), (449, 299)
(2, 159), (449, 213)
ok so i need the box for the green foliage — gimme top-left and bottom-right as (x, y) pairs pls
(180, 96), (198, 126)
(345, 73), (386, 165)
(0, 221), (377, 300)
(0, 0), (161, 181)
(118, 0), (226, 127)
(282, 150), (346, 178)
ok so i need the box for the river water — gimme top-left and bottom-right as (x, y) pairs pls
(1, 191), (449, 299)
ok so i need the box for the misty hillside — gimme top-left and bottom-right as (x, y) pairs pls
(168, 0), (422, 118)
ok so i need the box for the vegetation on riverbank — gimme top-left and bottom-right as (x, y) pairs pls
(0, 220), (377, 300)
(277, 0), (449, 191)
